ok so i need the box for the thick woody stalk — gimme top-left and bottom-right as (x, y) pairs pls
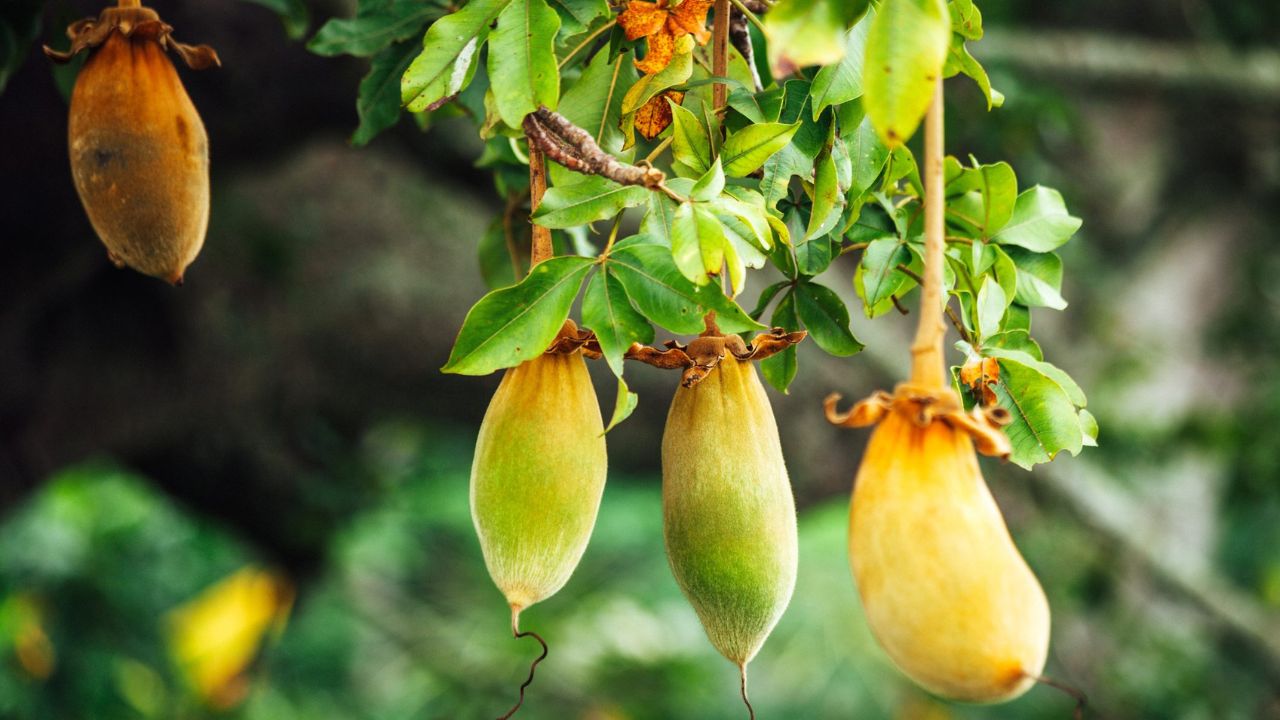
(910, 80), (947, 388)
(712, 0), (731, 113)
(527, 140), (553, 268)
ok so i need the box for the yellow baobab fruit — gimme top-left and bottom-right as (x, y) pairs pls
(637, 317), (804, 713)
(829, 385), (1049, 703)
(45, 1), (219, 285)
(470, 321), (608, 624)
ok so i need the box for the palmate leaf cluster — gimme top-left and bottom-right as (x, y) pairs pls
(311, 0), (1092, 468)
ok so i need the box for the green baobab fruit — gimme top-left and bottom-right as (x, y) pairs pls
(661, 348), (798, 687)
(46, 1), (219, 285)
(470, 321), (607, 624)
(833, 385), (1050, 703)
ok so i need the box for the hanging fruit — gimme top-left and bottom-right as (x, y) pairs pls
(826, 82), (1053, 703)
(631, 314), (805, 716)
(44, 0), (219, 285)
(471, 320), (608, 623)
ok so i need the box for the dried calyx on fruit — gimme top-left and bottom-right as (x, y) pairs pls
(470, 320), (606, 717)
(44, 0), (219, 285)
(631, 314), (804, 718)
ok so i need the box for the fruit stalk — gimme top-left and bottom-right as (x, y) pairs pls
(910, 79), (947, 388)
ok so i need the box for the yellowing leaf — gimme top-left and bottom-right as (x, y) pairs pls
(635, 89), (684, 139)
(960, 356), (999, 406)
(618, 0), (713, 75)
(167, 568), (293, 710)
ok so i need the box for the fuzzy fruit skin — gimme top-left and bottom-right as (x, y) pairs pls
(470, 350), (607, 614)
(850, 409), (1050, 702)
(68, 28), (209, 284)
(662, 355), (798, 666)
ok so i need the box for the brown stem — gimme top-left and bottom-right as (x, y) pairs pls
(497, 610), (548, 720)
(910, 80), (947, 387)
(523, 108), (666, 189)
(1028, 673), (1088, 720)
(527, 139), (553, 268)
(712, 0), (731, 114)
(739, 664), (755, 720)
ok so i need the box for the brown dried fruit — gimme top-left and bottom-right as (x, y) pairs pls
(45, 1), (220, 285)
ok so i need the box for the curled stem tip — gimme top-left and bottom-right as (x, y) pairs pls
(497, 615), (548, 720)
(738, 664), (755, 720)
(1029, 673), (1087, 720)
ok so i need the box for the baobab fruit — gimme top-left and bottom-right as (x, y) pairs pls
(45, 1), (220, 285)
(827, 385), (1050, 703)
(632, 316), (805, 714)
(470, 321), (607, 625)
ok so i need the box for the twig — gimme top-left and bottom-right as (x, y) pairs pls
(712, 0), (731, 114)
(644, 136), (674, 165)
(729, 0), (767, 34)
(523, 108), (666, 189)
(895, 263), (924, 285)
(945, 302), (974, 345)
(890, 295), (909, 315)
(527, 142), (553, 267)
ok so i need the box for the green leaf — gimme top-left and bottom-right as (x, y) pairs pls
(548, 0), (611, 38)
(401, 0), (508, 111)
(760, 290), (801, 392)
(721, 122), (802, 177)
(309, 0), (442, 57)
(981, 347), (1086, 407)
(620, 36), (694, 147)
(442, 256), (594, 375)
(671, 202), (726, 285)
(975, 275), (1007, 340)
(763, 0), (870, 77)
(949, 0), (982, 40)
(810, 7), (874, 119)
(583, 268), (654, 375)
(690, 159), (726, 203)
(857, 237), (913, 316)
(533, 176), (649, 228)
(807, 145), (845, 240)
(759, 144), (814, 211)
(990, 356), (1085, 469)
(1005, 247), (1067, 310)
(241, 0), (310, 39)
(795, 281), (863, 356)
(843, 105), (891, 195)
(863, 0), (951, 147)
(488, 0), (562, 127)
(640, 192), (679, 247)
(670, 100), (713, 177)
(604, 375), (640, 432)
(1079, 409), (1099, 447)
(944, 35), (1002, 109)
(352, 41), (424, 145)
(947, 160), (1017, 238)
(993, 186), (1083, 252)
(609, 243), (763, 334)
(752, 281), (790, 320)
(982, 329), (1042, 360)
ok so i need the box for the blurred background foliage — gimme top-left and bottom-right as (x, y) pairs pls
(1, 0), (1279, 718)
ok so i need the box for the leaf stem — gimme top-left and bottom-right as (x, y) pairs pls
(558, 18), (617, 70)
(910, 80), (947, 387)
(644, 136), (674, 164)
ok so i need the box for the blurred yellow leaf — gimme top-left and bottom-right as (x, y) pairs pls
(960, 356), (999, 406)
(167, 567), (293, 710)
(4, 593), (56, 680)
